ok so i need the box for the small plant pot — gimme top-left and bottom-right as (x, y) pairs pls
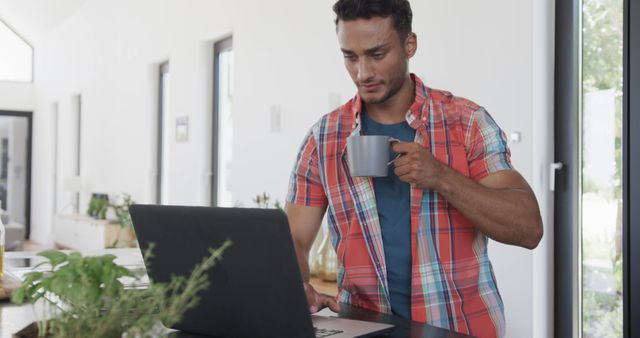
(14, 321), (53, 338)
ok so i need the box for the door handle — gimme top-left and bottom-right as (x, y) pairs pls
(550, 162), (564, 191)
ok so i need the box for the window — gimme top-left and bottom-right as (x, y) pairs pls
(212, 37), (233, 207)
(554, 0), (639, 337)
(157, 62), (170, 204)
(0, 20), (33, 82)
(52, 103), (59, 213)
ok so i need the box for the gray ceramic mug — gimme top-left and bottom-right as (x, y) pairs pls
(346, 135), (400, 177)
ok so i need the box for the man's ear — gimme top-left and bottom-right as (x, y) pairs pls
(405, 32), (417, 58)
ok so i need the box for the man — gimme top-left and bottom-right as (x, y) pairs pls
(285, 1), (543, 337)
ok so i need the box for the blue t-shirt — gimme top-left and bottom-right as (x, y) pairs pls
(360, 110), (415, 319)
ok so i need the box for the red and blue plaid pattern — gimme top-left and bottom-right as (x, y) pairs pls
(287, 75), (511, 338)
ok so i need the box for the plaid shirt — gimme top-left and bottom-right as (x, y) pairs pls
(287, 74), (510, 338)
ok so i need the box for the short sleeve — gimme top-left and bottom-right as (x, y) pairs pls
(286, 129), (328, 207)
(466, 107), (513, 181)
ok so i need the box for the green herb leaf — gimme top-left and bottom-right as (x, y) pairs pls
(37, 250), (68, 267)
(10, 286), (26, 304)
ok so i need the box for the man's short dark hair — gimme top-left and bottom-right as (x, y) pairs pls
(333, 0), (413, 39)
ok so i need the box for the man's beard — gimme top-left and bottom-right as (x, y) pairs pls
(362, 73), (406, 105)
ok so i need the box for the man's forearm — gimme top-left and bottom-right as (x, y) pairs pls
(434, 167), (543, 249)
(286, 203), (326, 284)
(294, 242), (311, 283)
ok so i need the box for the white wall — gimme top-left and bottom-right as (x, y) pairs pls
(29, 1), (554, 337)
(0, 81), (34, 111)
(410, 1), (554, 336)
(532, 1), (555, 338)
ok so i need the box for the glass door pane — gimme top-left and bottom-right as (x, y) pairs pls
(581, 0), (624, 336)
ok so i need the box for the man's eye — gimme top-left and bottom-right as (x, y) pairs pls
(344, 55), (357, 61)
(372, 53), (385, 59)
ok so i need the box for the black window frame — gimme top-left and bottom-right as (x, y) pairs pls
(623, 0), (639, 336)
(554, 1), (581, 336)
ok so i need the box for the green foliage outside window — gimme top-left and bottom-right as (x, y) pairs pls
(581, 0), (623, 337)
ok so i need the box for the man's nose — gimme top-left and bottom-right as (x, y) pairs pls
(356, 59), (374, 82)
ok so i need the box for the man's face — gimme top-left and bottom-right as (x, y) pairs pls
(337, 16), (415, 105)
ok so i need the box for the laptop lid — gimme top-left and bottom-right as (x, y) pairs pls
(130, 205), (316, 338)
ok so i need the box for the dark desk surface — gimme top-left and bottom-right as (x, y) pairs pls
(1, 300), (473, 338)
(173, 303), (474, 338)
(334, 304), (474, 338)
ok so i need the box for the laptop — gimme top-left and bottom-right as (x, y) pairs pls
(129, 205), (394, 338)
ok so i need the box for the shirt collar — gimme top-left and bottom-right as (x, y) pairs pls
(350, 73), (429, 131)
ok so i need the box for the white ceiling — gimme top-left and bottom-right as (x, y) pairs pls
(0, 0), (87, 44)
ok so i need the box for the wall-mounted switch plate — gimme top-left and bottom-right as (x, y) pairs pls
(510, 131), (522, 143)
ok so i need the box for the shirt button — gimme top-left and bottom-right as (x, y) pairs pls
(422, 117), (427, 121)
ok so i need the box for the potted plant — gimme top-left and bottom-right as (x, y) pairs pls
(10, 240), (232, 338)
(108, 194), (136, 248)
(86, 194), (109, 220)
(252, 192), (283, 210)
